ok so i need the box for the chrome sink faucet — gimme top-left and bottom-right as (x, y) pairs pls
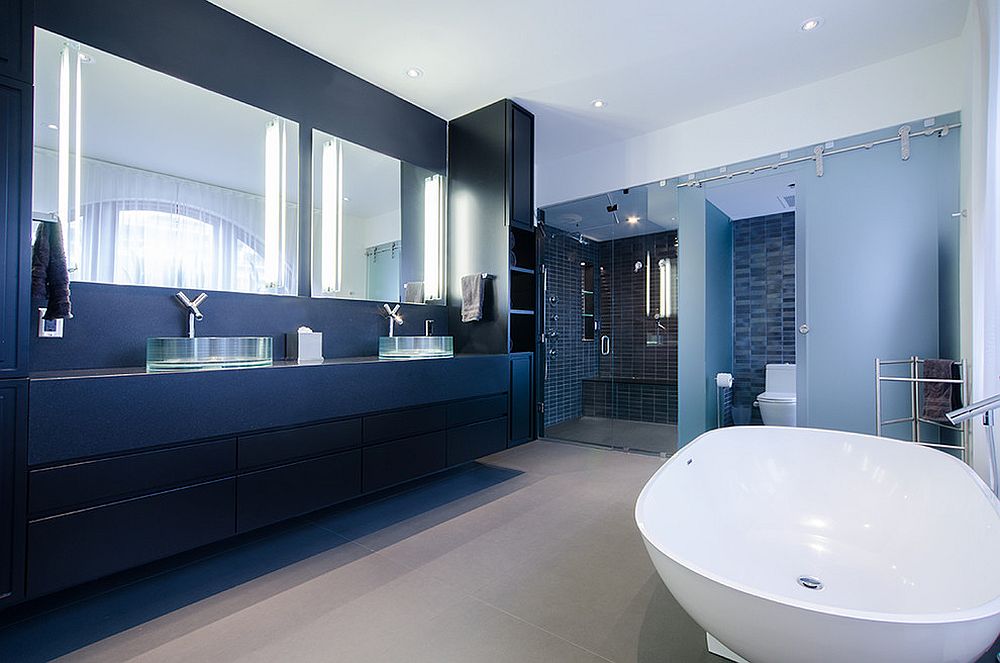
(382, 303), (403, 337)
(175, 291), (207, 338)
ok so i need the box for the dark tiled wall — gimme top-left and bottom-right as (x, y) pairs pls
(582, 378), (677, 424)
(732, 212), (795, 423)
(542, 228), (680, 428)
(597, 231), (678, 383)
(542, 229), (599, 427)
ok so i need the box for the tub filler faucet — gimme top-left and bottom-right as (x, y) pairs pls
(383, 303), (403, 337)
(175, 291), (207, 338)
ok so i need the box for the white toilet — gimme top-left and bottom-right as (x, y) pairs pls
(757, 363), (797, 426)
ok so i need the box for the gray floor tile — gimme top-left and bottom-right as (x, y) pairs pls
(0, 440), (713, 663)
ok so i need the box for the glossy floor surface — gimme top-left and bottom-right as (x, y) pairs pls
(0, 440), (712, 663)
(545, 417), (678, 455)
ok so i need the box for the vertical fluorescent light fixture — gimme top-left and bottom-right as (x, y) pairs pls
(423, 174), (444, 300)
(645, 251), (651, 317)
(57, 46), (70, 242)
(659, 258), (671, 318)
(264, 118), (287, 289)
(71, 50), (84, 272)
(321, 138), (343, 293)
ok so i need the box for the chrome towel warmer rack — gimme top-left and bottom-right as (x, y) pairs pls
(875, 356), (971, 464)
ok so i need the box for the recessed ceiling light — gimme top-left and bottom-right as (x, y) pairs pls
(627, 215), (640, 224)
(800, 17), (822, 32)
(591, 99), (606, 109)
(405, 67), (423, 78)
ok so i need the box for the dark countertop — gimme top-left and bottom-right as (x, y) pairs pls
(29, 354), (496, 381)
(29, 354), (511, 466)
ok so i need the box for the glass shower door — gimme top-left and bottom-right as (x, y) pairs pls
(540, 213), (615, 448)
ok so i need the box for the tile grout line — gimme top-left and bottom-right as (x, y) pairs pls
(468, 594), (617, 663)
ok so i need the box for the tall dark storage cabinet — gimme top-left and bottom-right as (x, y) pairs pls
(447, 100), (538, 446)
(0, 0), (33, 609)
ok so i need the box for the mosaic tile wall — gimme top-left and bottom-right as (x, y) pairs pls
(731, 212), (796, 424)
(542, 228), (600, 427)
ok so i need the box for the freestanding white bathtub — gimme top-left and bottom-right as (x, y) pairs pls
(635, 426), (1000, 663)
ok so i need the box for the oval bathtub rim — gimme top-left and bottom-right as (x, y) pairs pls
(634, 425), (1000, 626)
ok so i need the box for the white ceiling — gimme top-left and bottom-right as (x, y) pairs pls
(208, 0), (968, 164)
(705, 172), (797, 220)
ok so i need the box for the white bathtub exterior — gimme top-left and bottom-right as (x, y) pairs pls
(635, 426), (1000, 663)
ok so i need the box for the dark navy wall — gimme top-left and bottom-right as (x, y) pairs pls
(541, 228), (598, 427)
(26, 0), (451, 371)
(731, 212), (795, 424)
(33, 0), (446, 171)
(29, 282), (449, 372)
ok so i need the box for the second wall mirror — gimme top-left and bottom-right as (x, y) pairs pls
(311, 129), (445, 305)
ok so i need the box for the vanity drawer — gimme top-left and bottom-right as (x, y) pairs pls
(239, 418), (362, 470)
(446, 394), (507, 428)
(446, 417), (508, 466)
(27, 478), (236, 598)
(363, 405), (447, 444)
(237, 449), (362, 533)
(28, 438), (236, 517)
(362, 431), (447, 492)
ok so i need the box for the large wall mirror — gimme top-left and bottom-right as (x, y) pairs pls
(311, 129), (445, 305)
(31, 28), (300, 295)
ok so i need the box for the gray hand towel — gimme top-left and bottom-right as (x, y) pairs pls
(31, 222), (50, 301)
(921, 359), (962, 423)
(403, 281), (424, 303)
(31, 222), (73, 319)
(461, 274), (485, 323)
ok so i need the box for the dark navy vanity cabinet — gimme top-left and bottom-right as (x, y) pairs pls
(0, 382), (26, 609)
(20, 356), (510, 601)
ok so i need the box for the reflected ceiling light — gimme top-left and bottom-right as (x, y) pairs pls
(591, 99), (606, 109)
(405, 67), (423, 78)
(659, 258), (671, 318)
(46, 123), (58, 130)
(343, 196), (350, 202)
(627, 215), (640, 224)
(423, 174), (445, 301)
(264, 118), (289, 289)
(78, 53), (94, 64)
(321, 138), (344, 293)
(800, 17), (821, 31)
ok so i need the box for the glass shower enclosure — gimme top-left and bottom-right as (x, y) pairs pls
(540, 184), (679, 455)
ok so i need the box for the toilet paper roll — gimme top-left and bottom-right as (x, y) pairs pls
(716, 372), (734, 389)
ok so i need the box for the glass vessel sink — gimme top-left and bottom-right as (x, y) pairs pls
(147, 336), (273, 372)
(378, 336), (454, 360)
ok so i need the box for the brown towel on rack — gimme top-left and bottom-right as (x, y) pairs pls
(921, 359), (962, 423)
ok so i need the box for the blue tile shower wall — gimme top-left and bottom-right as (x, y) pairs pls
(731, 212), (795, 424)
(592, 231), (679, 424)
(542, 228), (679, 428)
(542, 228), (599, 427)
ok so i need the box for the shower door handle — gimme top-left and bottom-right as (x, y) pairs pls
(601, 335), (610, 355)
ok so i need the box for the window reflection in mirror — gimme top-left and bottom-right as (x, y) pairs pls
(311, 129), (444, 304)
(31, 28), (300, 295)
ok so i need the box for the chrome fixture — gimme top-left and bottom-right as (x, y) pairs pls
(383, 303), (403, 337)
(175, 291), (207, 338)
(425, 319), (434, 336)
(947, 393), (1000, 497)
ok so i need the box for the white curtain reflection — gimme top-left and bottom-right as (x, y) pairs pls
(33, 148), (296, 293)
